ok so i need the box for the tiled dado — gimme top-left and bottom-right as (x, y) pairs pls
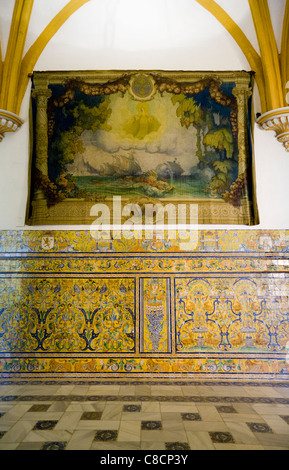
(0, 229), (289, 254)
(0, 230), (289, 381)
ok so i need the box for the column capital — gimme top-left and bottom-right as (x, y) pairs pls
(232, 82), (253, 103)
(31, 87), (52, 104)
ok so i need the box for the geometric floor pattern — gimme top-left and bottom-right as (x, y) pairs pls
(0, 382), (289, 450)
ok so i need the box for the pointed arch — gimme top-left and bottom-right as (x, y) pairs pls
(194, 0), (267, 112)
(16, 0), (91, 114)
(0, 0), (34, 111)
(281, 0), (289, 94)
(248, 0), (284, 110)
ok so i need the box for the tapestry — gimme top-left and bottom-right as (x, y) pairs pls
(0, 229), (288, 381)
(26, 70), (258, 226)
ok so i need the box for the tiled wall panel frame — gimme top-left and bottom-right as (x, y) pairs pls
(0, 230), (288, 381)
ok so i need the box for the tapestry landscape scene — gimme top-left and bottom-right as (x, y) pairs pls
(27, 71), (257, 225)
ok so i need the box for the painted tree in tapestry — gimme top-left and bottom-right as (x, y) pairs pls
(32, 72), (250, 207)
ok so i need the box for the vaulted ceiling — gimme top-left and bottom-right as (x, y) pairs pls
(0, 0), (288, 148)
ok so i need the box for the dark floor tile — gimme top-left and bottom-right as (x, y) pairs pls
(153, 396), (171, 402)
(28, 404), (51, 412)
(237, 397), (256, 403)
(0, 431), (6, 439)
(246, 422), (273, 433)
(1, 396), (18, 401)
(222, 396), (239, 403)
(80, 411), (102, 420)
(41, 441), (67, 450)
(0, 413), (5, 418)
(275, 398), (289, 404)
(66, 395), (85, 402)
(216, 405), (237, 413)
(280, 415), (289, 425)
(121, 396), (137, 401)
(209, 432), (235, 444)
(203, 396), (221, 403)
(137, 396), (152, 402)
(33, 396), (54, 401)
(53, 395), (68, 401)
(17, 396), (37, 401)
(33, 420), (58, 431)
(254, 397), (274, 404)
(86, 395), (104, 401)
(141, 420), (162, 430)
(165, 442), (191, 450)
(181, 412), (202, 421)
(188, 396), (204, 402)
(94, 430), (118, 441)
(123, 404), (141, 412)
(104, 396), (118, 401)
(172, 396), (187, 402)
(16, 442), (43, 450)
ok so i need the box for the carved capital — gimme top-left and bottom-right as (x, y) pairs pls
(256, 107), (289, 152)
(232, 84), (253, 103)
(0, 109), (23, 142)
(31, 87), (52, 104)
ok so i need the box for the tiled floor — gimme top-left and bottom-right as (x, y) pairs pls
(0, 380), (289, 450)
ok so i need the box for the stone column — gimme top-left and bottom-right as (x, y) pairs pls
(31, 87), (52, 175)
(232, 76), (253, 175)
(232, 75), (255, 225)
(30, 87), (52, 223)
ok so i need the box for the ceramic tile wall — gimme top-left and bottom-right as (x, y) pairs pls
(0, 230), (288, 381)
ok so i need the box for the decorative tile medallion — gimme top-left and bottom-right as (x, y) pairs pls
(40, 441), (67, 450)
(181, 412), (202, 421)
(141, 420), (162, 430)
(216, 406), (237, 413)
(33, 420), (58, 431)
(246, 422), (273, 433)
(209, 431), (235, 443)
(94, 430), (118, 441)
(165, 442), (191, 450)
(123, 404), (141, 412)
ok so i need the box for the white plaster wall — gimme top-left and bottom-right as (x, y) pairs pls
(0, 0), (288, 230)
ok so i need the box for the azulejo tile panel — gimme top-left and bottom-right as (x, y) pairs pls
(0, 277), (135, 353)
(140, 278), (171, 354)
(175, 276), (289, 353)
(0, 230), (288, 381)
(0, 229), (289, 254)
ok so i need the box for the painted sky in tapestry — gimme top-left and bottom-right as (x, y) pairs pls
(27, 71), (258, 225)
